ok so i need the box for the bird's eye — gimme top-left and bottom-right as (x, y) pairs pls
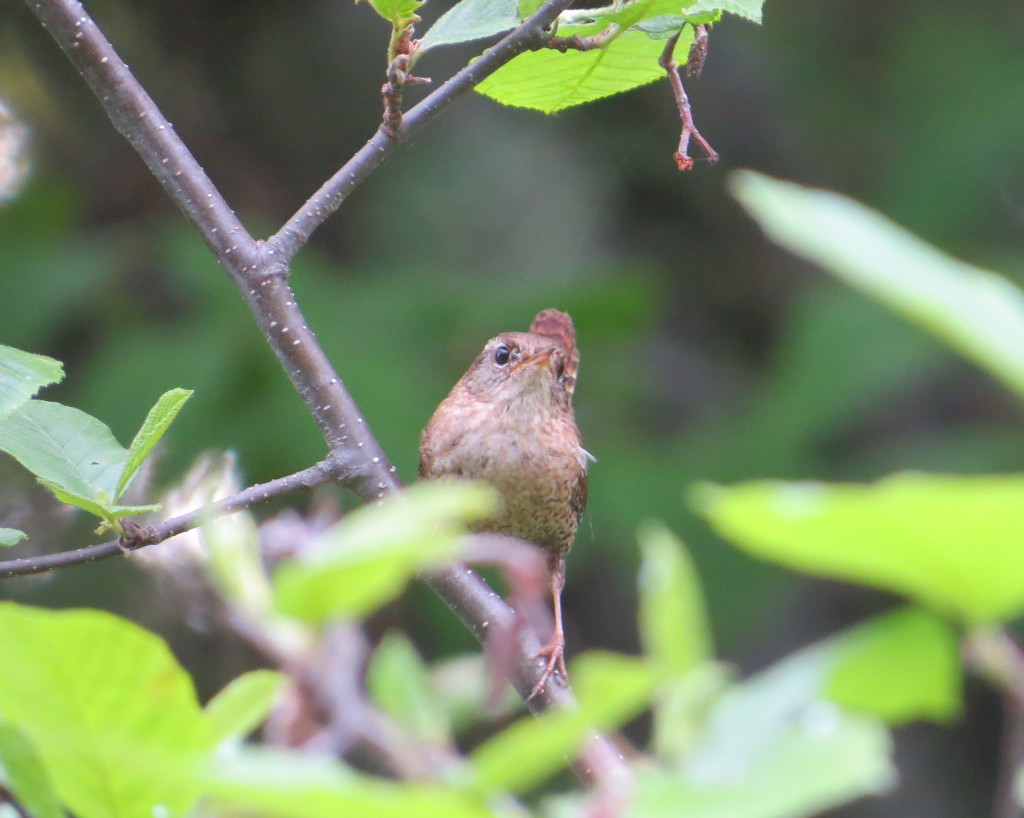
(494, 345), (511, 366)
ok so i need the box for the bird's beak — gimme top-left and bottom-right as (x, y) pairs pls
(511, 345), (556, 373)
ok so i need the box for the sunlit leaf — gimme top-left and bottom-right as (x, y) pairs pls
(826, 608), (960, 724)
(115, 387), (193, 500)
(637, 522), (711, 676)
(203, 748), (493, 818)
(205, 670), (286, 746)
(731, 171), (1024, 402)
(0, 528), (27, 546)
(0, 344), (63, 421)
(693, 474), (1024, 624)
(273, 481), (497, 623)
(471, 652), (656, 793)
(0, 722), (64, 818)
(0, 603), (213, 818)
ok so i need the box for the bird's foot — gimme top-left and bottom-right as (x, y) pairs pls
(528, 632), (568, 700)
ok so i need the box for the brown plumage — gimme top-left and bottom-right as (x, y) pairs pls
(419, 309), (589, 697)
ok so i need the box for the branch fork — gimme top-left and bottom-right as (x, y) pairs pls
(660, 28), (718, 172)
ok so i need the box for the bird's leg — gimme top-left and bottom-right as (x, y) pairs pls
(529, 555), (568, 699)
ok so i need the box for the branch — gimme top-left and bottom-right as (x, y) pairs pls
(540, 24), (619, 53)
(266, 0), (575, 262)
(0, 461), (337, 579)
(27, 0), (633, 792)
(659, 32), (718, 172)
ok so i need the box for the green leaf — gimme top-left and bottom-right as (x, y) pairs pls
(0, 602), (213, 818)
(362, 0), (424, 27)
(634, 647), (895, 818)
(731, 171), (1024, 402)
(0, 528), (27, 546)
(0, 722), (64, 818)
(203, 748), (493, 818)
(0, 344), (63, 421)
(826, 608), (961, 724)
(477, 25), (681, 112)
(471, 651), (656, 793)
(637, 522), (711, 677)
(273, 481), (497, 624)
(205, 670), (286, 746)
(367, 632), (452, 745)
(41, 479), (159, 529)
(0, 400), (127, 499)
(693, 474), (1024, 624)
(687, 0), (763, 23)
(419, 0), (520, 52)
(115, 387), (193, 501)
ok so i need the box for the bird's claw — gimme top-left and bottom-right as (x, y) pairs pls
(528, 635), (568, 700)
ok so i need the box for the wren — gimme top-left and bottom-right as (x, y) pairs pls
(419, 309), (590, 698)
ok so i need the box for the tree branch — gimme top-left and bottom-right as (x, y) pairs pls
(25, 0), (633, 792)
(0, 461), (337, 579)
(265, 0), (575, 262)
(659, 32), (718, 172)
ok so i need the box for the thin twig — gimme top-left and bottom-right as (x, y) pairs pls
(659, 32), (718, 171)
(26, 0), (634, 792)
(541, 24), (619, 53)
(0, 461), (337, 579)
(266, 0), (575, 262)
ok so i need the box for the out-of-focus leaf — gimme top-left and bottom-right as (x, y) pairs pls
(203, 748), (493, 818)
(419, 0), (520, 51)
(205, 670), (286, 746)
(367, 632), (452, 745)
(0, 400), (126, 499)
(0, 528), (27, 546)
(628, 646), (895, 818)
(637, 522), (711, 676)
(362, 0), (424, 26)
(273, 482), (497, 623)
(115, 387), (193, 500)
(0, 344), (63, 421)
(471, 652), (656, 793)
(687, 0), (763, 23)
(693, 474), (1024, 624)
(0, 603), (213, 818)
(731, 171), (1024, 402)
(0, 722), (64, 818)
(826, 608), (960, 724)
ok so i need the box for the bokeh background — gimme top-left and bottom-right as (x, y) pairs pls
(2, 0), (1023, 813)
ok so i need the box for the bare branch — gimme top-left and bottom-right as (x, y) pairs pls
(0, 460), (337, 579)
(659, 32), (718, 171)
(266, 0), (575, 262)
(541, 24), (619, 53)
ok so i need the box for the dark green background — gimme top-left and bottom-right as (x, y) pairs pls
(2, 0), (1023, 812)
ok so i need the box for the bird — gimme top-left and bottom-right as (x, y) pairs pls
(419, 309), (590, 698)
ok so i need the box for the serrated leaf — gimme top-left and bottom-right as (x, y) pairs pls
(0, 603), (213, 818)
(419, 0), (520, 51)
(471, 652), (656, 793)
(687, 0), (763, 23)
(693, 474), (1024, 624)
(273, 481), (497, 623)
(826, 608), (960, 724)
(115, 387), (193, 500)
(0, 528), (27, 546)
(367, 632), (452, 745)
(731, 172), (1024, 403)
(477, 27), (679, 112)
(0, 400), (127, 499)
(0, 722), (64, 818)
(637, 522), (711, 676)
(205, 670), (285, 746)
(203, 748), (493, 818)
(0, 344), (63, 422)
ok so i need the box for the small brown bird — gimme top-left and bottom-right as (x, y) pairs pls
(419, 309), (590, 697)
